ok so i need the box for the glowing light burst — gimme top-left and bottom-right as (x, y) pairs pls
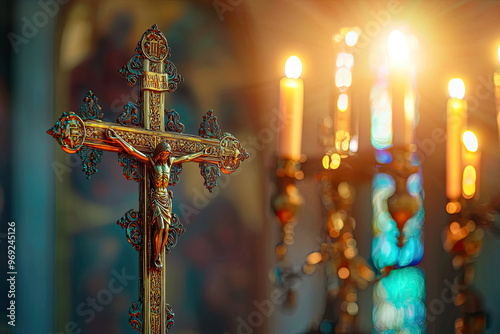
(285, 56), (302, 79)
(387, 30), (409, 62)
(345, 30), (358, 47)
(337, 93), (349, 112)
(448, 78), (465, 99)
(462, 130), (478, 152)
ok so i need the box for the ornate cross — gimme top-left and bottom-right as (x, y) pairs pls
(48, 25), (248, 333)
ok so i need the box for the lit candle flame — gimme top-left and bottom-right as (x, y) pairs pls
(345, 30), (358, 47)
(285, 56), (302, 79)
(448, 78), (465, 99)
(462, 130), (478, 152)
(387, 30), (409, 62)
(337, 93), (349, 111)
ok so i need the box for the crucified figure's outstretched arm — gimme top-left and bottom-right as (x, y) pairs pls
(172, 147), (211, 164)
(107, 128), (152, 165)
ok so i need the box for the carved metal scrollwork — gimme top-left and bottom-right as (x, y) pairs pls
(199, 162), (221, 193)
(129, 299), (143, 332)
(117, 101), (143, 127)
(166, 213), (185, 254)
(120, 54), (144, 87)
(117, 209), (142, 251)
(166, 304), (175, 331)
(77, 146), (103, 179)
(164, 109), (184, 133)
(164, 60), (183, 93)
(78, 91), (103, 120)
(199, 109), (221, 139)
(118, 153), (143, 182)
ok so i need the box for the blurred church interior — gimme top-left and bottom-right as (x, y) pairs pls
(1, 1), (500, 333)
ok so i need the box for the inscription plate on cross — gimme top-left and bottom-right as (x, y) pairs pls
(48, 24), (249, 333)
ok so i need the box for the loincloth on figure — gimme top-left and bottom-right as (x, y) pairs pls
(150, 189), (173, 230)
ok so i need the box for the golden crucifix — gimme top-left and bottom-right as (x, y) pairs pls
(48, 24), (248, 333)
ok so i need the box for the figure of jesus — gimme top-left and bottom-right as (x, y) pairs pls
(107, 128), (209, 269)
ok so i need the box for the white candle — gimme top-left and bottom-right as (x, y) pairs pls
(278, 56), (304, 161)
(446, 78), (467, 201)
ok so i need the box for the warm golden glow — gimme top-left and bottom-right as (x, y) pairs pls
(306, 252), (322, 265)
(446, 91), (467, 202)
(404, 89), (415, 120)
(498, 44), (500, 63)
(448, 78), (465, 99)
(337, 94), (349, 112)
(275, 245), (287, 257)
(322, 155), (330, 169)
(335, 68), (352, 88)
(450, 221), (461, 234)
(330, 153), (341, 169)
(343, 232), (353, 240)
(347, 302), (359, 316)
(466, 220), (476, 232)
(329, 229), (340, 238)
(404, 88), (415, 145)
(462, 131), (478, 152)
(345, 30), (358, 47)
(346, 291), (357, 302)
(338, 267), (350, 279)
(344, 248), (356, 259)
(336, 52), (354, 69)
(341, 140), (349, 151)
(387, 30), (408, 62)
(446, 201), (462, 214)
(350, 135), (358, 152)
(333, 217), (344, 230)
(285, 55), (302, 79)
(462, 165), (476, 199)
(335, 130), (351, 152)
(303, 263), (315, 275)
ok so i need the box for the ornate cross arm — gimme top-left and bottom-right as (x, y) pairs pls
(49, 112), (223, 161)
(48, 94), (249, 188)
